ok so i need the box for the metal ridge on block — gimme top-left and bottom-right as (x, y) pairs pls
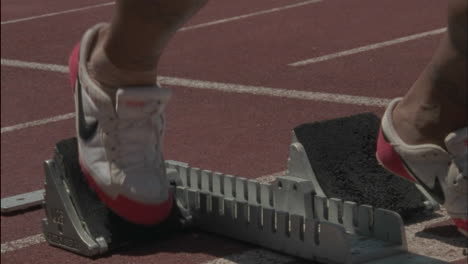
(166, 161), (408, 264)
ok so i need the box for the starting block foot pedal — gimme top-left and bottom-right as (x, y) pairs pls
(289, 113), (439, 218)
(41, 138), (190, 257)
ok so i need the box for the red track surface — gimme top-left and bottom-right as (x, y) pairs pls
(2, 0), (462, 263)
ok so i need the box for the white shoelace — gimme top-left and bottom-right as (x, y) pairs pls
(116, 114), (162, 171)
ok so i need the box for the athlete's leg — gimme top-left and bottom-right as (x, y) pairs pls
(87, 0), (208, 88)
(377, 0), (467, 236)
(392, 0), (466, 147)
(70, 0), (208, 225)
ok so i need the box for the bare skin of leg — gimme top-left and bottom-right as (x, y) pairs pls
(87, 0), (208, 89)
(393, 0), (467, 147)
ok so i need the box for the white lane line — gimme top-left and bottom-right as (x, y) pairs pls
(179, 0), (322, 31)
(1, 0), (322, 33)
(0, 2), (115, 25)
(1, 58), (390, 134)
(1, 58), (67, 73)
(0, 172), (283, 255)
(1, 234), (46, 254)
(158, 76), (391, 107)
(1, 0), (321, 29)
(289, 28), (446, 67)
(202, 249), (295, 264)
(1, 113), (75, 134)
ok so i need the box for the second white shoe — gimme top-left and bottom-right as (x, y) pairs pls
(377, 98), (468, 236)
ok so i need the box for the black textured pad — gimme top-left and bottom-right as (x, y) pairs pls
(54, 138), (187, 254)
(294, 113), (427, 219)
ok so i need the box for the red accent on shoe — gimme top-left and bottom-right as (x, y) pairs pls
(452, 218), (468, 234)
(376, 128), (418, 183)
(80, 161), (173, 226)
(68, 43), (81, 91)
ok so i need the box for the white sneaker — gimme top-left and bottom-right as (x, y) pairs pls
(69, 24), (173, 225)
(376, 98), (467, 236)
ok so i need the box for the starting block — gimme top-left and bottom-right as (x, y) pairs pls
(4, 113), (446, 263)
(41, 138), (192, 256)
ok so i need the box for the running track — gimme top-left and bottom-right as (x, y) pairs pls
(1, 0), (464, 263)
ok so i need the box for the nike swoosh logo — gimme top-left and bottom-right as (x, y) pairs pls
(403, 160), (446, 204)
(381, 132), (446, 204)
(77, 80), (98, 141)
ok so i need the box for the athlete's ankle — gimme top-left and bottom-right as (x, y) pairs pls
(392, 98), (448, 148)
(392, 97), (465, 148)
(86, 26), (158, 90)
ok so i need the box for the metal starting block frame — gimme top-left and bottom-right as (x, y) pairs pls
(168, 162), (407, 264)
(34, 130), (446, 264)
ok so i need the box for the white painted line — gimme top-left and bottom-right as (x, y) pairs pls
(202, 249), (295, 264)
(158, 76), (391, 107)
(1, 2), (115, 25)
(1, 58), (390, 134)
(179, 0), (322, 31)
(1, 113), (75, 134)
(1, 0), (321, 30)
(289, 28), (446, 67)
(1, 58), (67, 73)
(1, 234), (46, 254)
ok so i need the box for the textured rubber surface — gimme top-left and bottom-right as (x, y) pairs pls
(294, 113), (427, 218)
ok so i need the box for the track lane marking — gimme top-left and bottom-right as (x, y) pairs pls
(1, 2), (115, 25)
(1, 113), (75, 134)
(0, 59), (68, 73)
(202, 249), (295, 264)
(1, 234), (46, 254)
(1, 58), (390, 134)
(158, 76), (391, 106)
(179, 0), (322, 31)
(289, 28), (446, 66)
(1, 0), (322, 28)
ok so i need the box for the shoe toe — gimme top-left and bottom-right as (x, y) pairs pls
(120, 167), (170, 203)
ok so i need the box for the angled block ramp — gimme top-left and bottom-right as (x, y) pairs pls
(290, 113), (439, 218)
